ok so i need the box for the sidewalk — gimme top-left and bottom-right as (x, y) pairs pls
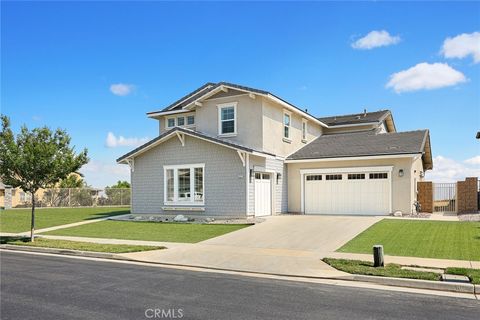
(327, 252), (480, 269)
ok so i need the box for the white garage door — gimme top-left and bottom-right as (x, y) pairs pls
(304, 169), (391, 215)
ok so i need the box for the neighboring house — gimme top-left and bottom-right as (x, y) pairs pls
(0, 173), (83, 209)
(118, 82), (432, 217)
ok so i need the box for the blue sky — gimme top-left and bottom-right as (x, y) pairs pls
(2, 1), (479, 187)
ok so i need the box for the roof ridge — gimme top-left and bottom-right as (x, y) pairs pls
(318, 109), (390, 120)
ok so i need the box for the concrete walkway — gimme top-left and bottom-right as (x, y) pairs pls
(121, 215), (381, 278)
(36, 235), (187, 248)
(2, 214), (132, 238)
(327, 252), (480, 269)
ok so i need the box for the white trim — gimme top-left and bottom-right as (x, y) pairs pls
(176, 83), (328, 127)
(285, 153), (421, 163)
(166, 85), (213, 111)
(220, 86), (229, 92)
(248, 93), (256, 99)
(237, 150), (246, 167)
(118, 130), (275, 163)
(299, 166), (393, 175)
(283, 109), (291, 140)
(126, 159), (134, 172)
(267, 94), (328, 127)
(148, 109), (191, 117)
(194, 101), (203, 107)
(217, 102), (238, 136)
(204, 93), (248, 102)
(163, 163), (205, 206)
(245, 153), (250, 215)
(165, 117), (176, 129)
(301, 118), (308, 142)
(327, 122), (378, 128)
(175, 132), (185, 146)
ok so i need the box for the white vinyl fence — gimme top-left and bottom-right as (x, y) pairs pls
(10, 188), (131, 208)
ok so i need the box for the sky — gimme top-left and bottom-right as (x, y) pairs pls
(2, 1), (479, 187)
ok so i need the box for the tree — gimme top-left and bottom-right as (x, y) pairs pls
(0, 115), (88, 241)
(58, 174), (85, 188)
(109, 180), (130, 189)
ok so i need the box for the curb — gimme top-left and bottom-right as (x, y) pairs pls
(352, 274), (475, 294)
(0, 244), (135, 262)
(1, 245), (477, 296)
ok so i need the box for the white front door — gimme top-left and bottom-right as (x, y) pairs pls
(255, 173), (272, 217)
(304, 169), (391, 215)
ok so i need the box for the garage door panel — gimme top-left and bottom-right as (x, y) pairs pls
(304, 171), (391, 215)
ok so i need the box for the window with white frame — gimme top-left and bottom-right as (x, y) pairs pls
(164, 164), (204, 205)
(177, 116), (185, 126)
(283, 111), (291, 140)
(302, 119), (307, 142)
(166, 117), (175, 128)
(218, 103), (237, 135)
(187, 115), (195, 126)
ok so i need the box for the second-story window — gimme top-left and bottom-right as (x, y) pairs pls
(187, 115), (195, 126)
(283, 111), (291, 140)
(167, 118), (175, 128)
(218, 102), (237, 136)
(302, 119), (307, 142)
(177, 117), (185, 126)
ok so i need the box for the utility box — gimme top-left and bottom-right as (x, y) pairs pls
(373, 245), (384, 267)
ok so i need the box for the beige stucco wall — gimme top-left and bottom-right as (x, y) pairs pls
(411, 156), (425, 203)
(287, 157), (418, 214)
(194, 94), (264, 150)
(262, 99), (322, 157)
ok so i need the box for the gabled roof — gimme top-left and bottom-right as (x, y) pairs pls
(117, 127), (275, 163)
(287, 129), (433, 170)
(146, 82), (328, 127)
(318, 110), (391, 126)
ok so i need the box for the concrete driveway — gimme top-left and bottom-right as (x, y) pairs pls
(122, 215), (381, 278)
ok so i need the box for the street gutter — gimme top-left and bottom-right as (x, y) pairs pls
(1, 245), (478, 298)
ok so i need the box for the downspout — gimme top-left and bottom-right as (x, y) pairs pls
(245, 153), (250, 216)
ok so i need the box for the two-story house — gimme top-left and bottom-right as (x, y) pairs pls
(117, 82), (432, 217)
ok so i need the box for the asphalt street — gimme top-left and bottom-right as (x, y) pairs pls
(1, 251), (478, 320)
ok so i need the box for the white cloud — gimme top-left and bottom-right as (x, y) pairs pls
(109, 83), (135, 96)
(464, 155), (480, 165)
(351, 30), (401, 50)
(386, 62), (466, 93)
(425, 155), (480, 183)
(441, 32), (480, 63)
(79, 160), (130, 188)
(105, 132), (149, 148)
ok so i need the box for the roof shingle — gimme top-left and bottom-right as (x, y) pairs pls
(287, 130), (429, 160)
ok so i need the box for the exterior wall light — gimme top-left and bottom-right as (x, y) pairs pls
(398, 169), (404, 177)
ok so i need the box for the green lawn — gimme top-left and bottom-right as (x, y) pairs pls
(44, 220), (251, 243)
(0, 207), (129, 233)
(338, 220), (480, 261)
(323, 258), (441, 281)
(445, 267), (480, 285)
(0, 236), (163, 253)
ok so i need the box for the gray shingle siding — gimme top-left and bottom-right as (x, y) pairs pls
(131, 135), (246, 216)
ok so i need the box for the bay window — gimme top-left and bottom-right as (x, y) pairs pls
(164, 164), (204, 205)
